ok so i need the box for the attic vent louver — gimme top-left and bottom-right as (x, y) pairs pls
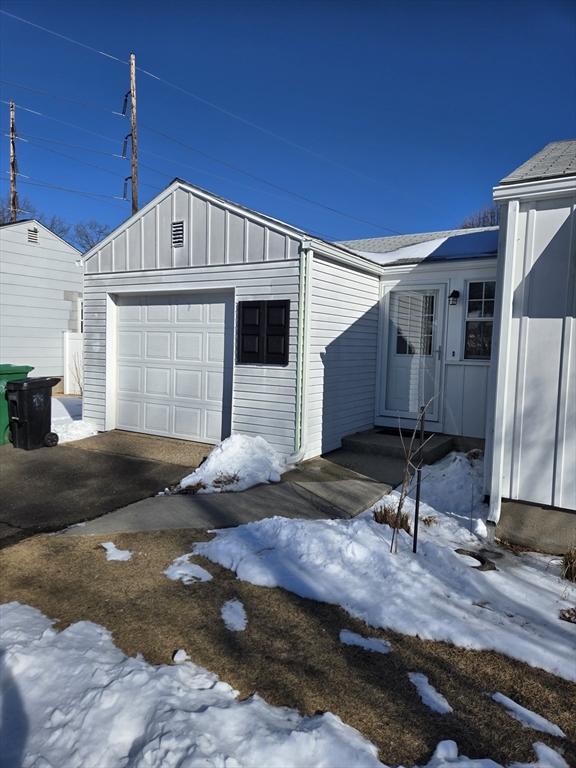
(171, 221), (184, 248)
(27, 227), (39, 244)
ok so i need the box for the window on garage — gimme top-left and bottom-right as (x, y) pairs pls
(237, 300), (289, 365)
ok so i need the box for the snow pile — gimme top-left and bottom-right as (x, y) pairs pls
(408, 673), (453, 714)
(221, 598), (247, 631)
(0, 602), (382, 768)
(340, 629), (391, 654)
(101, 542), (132, 561)
(172, 649), (190, 663)
(0, 603), (569, 768)
(164, 554), (213, 584)
(179, 433), (286, 494)
(51, 397), (97, 443)
(492, 693), (565, 737)
(195, 453), (576, 681)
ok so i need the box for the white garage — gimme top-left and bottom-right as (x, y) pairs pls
(115, 293), (234, 444)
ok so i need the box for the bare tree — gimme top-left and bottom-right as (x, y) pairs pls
(460, 204), (499, 228)
(73, 220), (111, 252)
(71, 352), (83, 396)
(0, 194), (70, 239)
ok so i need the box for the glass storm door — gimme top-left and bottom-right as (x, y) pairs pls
(384, 289), (441, 420)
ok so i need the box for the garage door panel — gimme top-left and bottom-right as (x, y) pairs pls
(175, 332), (203, 361)
(117, 399), (141, 429)
(116, 293), (232, 444)
(119, 331), (142, 358)
(144, 402), (171, 433)
(176, 302), (204, 323)
(145, 368), (171, 396)
(145, 332), (171, 360)
(173, 405), (202, 438)
(118, 365), (142, 393)
(205, 410), (224, 442)
(146, 304), (171, 323)
(174, 369), (202, 399)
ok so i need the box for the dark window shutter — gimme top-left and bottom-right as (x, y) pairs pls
(237, 301), (264, 364)
(237, 300), (289, 365)
(264, 300), (289, 365)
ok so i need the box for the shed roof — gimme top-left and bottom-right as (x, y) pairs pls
(340, 226), (497, 255)
(500, 140), (576, 185)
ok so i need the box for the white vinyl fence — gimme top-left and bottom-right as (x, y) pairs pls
(63, 331), (84, 395)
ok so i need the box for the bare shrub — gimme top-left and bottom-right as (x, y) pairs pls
(422, 515), (438, 527)
(374, 503), (412, 536)
(561, 547), (576, 583)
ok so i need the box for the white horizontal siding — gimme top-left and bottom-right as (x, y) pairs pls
(83, 260), (300, 455)
(0, 222), (81, 376)
(305, 256), (380, 459)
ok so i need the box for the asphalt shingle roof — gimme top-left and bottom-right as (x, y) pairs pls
(339, 226), (497, 254)
(500, 140), (576, 185)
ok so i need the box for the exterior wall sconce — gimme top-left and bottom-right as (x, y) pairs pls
(449, 290), (460, 306)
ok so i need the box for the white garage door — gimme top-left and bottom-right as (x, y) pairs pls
(116, 293), (233, 443)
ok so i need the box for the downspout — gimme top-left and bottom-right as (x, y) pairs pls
(289, 246), (312, 464)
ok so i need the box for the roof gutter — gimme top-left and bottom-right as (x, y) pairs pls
(303, 238), (383, 276)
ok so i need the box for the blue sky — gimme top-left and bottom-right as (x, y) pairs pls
(1, 0), (575, 241)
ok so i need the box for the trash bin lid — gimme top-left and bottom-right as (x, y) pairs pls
(6, 376), (61, 391)
(0, 364), (34, 376)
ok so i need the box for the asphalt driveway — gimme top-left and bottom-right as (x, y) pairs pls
(0, 431), (207, 548)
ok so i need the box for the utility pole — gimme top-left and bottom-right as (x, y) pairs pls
(129, 52), (138, 215)
(9, 101), (19, 223)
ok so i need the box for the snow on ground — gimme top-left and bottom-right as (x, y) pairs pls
(172, 649), (190, 663)
(179, 433), (286, 493)
(195, 452), (576, 681)
(340, 629), (391, 654)
(221, 598), (247, 631)
(0, 603), (382, 768)
(408, 672), (453, 714)
(101, 542), (132, 561)
(492, 692), (566, 738)
(164, 554), (213, 584)
(0, 603), (569, 768)
(51, 396), (97, 443)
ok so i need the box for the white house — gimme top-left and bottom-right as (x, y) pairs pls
(80, 140), (575, 549)
(0, 220), (82, 389)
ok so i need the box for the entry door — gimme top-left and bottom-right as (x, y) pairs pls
(383, 288), (442, 421)
(116, 293), (233, 443)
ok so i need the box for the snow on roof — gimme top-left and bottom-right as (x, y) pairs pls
(339, 226), (497, 255)
(345, 227), (499, 266)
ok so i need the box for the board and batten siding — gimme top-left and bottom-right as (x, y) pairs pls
(305, 256), (380, 458)
(0, 221), (81, 377)
(497, 195), (576, 510)
(83, 261), (301, 455)
(85, 185), (301, 275)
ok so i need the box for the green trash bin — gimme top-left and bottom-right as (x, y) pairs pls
(0, 364), (34, 444)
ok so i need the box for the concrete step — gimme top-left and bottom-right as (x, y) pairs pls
(341, 429), (454, 465)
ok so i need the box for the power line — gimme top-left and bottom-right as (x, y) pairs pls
(0, 9), (388, 186)
(0, 175), (129, 205)
(0, 79), (125, 116)
(13, 132), (125, 159)
(3, 94), (400, 233)
(0, 99), (119, 144)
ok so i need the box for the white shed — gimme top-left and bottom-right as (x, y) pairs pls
(0, 219), (82, 384)
(80, 180), (382, 458)
(488, 141), (576, 522)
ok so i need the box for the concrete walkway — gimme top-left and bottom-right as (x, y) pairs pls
(65, 457), (391, 536)
(0, 431), (209, 548)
